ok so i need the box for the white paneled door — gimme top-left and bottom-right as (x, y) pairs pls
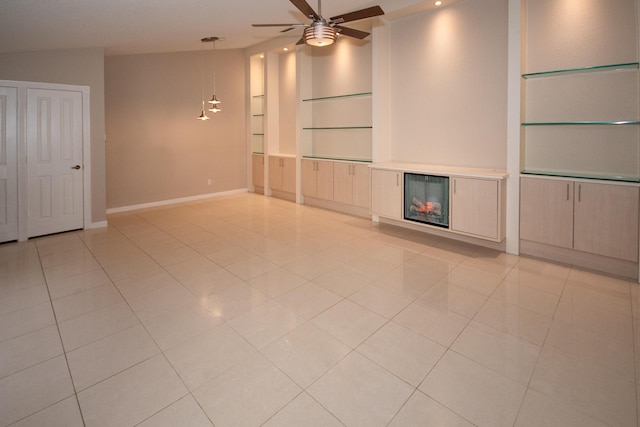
(27, 88), (84, 238)
(0, 86), (18, 242)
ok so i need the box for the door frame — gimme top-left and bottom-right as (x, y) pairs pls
(1, 79), (92, 242)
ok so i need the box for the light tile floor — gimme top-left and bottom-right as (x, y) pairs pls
(1, 193), (639, 426)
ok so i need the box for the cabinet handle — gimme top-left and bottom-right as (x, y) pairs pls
(566, 183), (569, 201)
(396, 173), (399, 186)
(578, 184), (581, 202)
(454, 180), (457, 195)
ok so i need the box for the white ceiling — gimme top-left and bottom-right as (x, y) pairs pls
(0, 0), (450, 56)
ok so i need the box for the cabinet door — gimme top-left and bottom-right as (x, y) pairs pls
(574, 182), (639, 262)
(371, 169), (402, 219)
(301, 159), (317, 197)
(451, 178), (499, 240)
(252, 155), (264, 188)
(333, 162), (352, 205)
(282, 157), (296, 193)
(520, 177), (573, 249)
(268, 157), (283, 191)
(315, 161), (334, 201)
(352, 164), (371, 209)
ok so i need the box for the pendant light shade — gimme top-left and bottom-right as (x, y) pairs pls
(198, 100), (210, 121)
(203, 36), (222, 113)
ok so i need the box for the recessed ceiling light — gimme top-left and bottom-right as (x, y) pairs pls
(284, 47), (289, 52)
(435, 1), (442, 5)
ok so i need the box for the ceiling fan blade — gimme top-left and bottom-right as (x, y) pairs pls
(252, 23), (301, 27)
(330, 5), (384, 24)
(281, 27), (296, 33)
(296, 37), (305, 45)
(290, 0), (320, 20)
(334, 25), (370, 40)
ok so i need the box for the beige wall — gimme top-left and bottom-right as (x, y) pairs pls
(105, 49), (246, 209)
(0, 48), (107, 223)
(388, 0), (509, 169)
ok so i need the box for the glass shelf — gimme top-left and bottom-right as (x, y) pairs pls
(521, 169), (640, 183)
(252, 151), (264, 155)
(252, 133), (264, 136)
(303, 155), (372, 163)
(252, 114), (264, 117)
(302, 92), (372, 102)
(303, 126), (373, 130)
(522, 121), (640, 126)
(252, 94), (264, 98)
(522, 62), (639, 79)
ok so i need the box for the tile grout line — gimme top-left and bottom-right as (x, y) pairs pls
(91, 213), (219, 427)
(33, 235), (88, 427)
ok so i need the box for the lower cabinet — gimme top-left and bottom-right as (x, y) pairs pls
(370, 169), (402, 220)
(333, 162), (370, 209)
(520, 176), (639, 262)
(252, 154), (264, 188)
(520, 177), (573, 249)
(301, 159), (333, 201)
(451, 177), (500, 240)
(370, 164), (507, 243)
(269, 156), (295, 193)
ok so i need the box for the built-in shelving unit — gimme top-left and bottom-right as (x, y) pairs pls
(302, 92), (373, 102)
(300, 91), (373, 162)
(251, 94), (265, 154)
(521, 61), (640, 183)
(522, 62), (639, 79)
(522, 121), (640, 126)
(302, 154), (372, 163)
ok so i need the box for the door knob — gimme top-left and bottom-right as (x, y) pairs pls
(71, 165), (81, 170)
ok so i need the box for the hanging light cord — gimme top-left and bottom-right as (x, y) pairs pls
(212, 39), (217, 96)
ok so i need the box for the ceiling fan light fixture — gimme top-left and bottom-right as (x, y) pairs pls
(304, 22), (337, 47)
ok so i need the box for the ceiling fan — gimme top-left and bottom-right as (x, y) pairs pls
(252, 0), (384, 47)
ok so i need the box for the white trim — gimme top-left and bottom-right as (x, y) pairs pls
(1, 79), (92, 241)
(106, 188), (249, 214)
(505, 0), (523, 255)
(87, 221), (108, 229)
(82, 87), (92, 231)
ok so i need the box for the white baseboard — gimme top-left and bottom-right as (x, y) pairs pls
(106, 188), (249, 214)
(87, 221), (108, 229)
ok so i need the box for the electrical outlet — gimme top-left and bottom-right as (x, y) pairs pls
(207, 179), (212, 185)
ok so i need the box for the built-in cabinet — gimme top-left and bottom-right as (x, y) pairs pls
(333, 162), (370, 209)
(252, 154), (264, 189)
(301, 159), (334, 201)
(520, 176), (639, 263)
(269, 155), (295, 193)
(301, 158), (373, 214)
(370, 169), (402, 220)
(451, 177), (502, 241)
(370, 164), (507, 243)
(518, 0), (640, 279)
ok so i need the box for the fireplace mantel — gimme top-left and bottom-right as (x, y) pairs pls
(370, 162), (508, 181)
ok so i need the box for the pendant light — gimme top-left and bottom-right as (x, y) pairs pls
(197, 39), (210, 121)
(203, 36), (222, 113)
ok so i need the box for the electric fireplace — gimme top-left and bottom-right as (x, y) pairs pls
(404, 173), (449, 228)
